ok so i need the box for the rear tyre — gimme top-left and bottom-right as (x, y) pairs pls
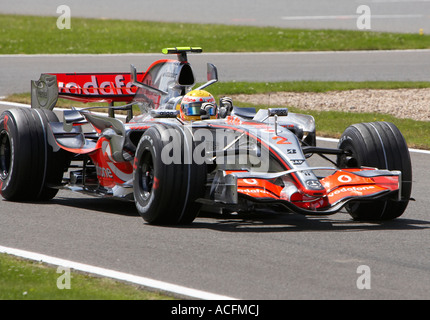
(133, 124), (206, 225)
(0, 108), (66, 201)
(337, 121), (412, 221)
(35, 109), (69, 200)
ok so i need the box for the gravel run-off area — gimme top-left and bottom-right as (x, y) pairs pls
(232, 89), (430, 122)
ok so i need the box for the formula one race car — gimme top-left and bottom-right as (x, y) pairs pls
(0, 47), (412, 224)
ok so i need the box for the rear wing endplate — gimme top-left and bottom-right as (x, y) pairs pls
(31, 74), (59, 110)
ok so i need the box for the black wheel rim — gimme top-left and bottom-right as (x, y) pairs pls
(0, 130), (11, 180)
(139, 151), (154, 201)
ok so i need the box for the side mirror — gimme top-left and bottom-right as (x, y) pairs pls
(207, 63), (218, 82)
(195, 63), (218, 91)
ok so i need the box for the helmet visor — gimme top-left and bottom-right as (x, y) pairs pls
(185, 102), (215, 116)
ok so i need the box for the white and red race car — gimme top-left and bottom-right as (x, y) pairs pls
(0, 47), (412, 224)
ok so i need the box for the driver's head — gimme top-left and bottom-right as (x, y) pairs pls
(178, 89), (217, 120)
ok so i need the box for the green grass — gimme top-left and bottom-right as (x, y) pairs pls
(208, 81), (430, 95)
(9, 80), (430, 104)
(285, 106), (430, 150)
(0, 253), (175, 300)
(3, 14), (429, 301)
(1, 14), (430, 54)
(217, 97), (430, 150)
(209, 81), (430, 150)
(229, 103), (430, 150)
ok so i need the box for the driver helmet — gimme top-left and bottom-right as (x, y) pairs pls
(178, 89), (217, 120)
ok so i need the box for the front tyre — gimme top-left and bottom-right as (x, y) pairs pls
(337, 121), (412, 221)
(133, 124), (206, 225)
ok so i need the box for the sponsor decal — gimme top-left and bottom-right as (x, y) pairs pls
(95, 162), (113, 179)
(306, 180), (323, 190)
(243, 179), (258, 185)
(325, 180), (388, 205)
(272, 136), (292, 145)
(54, 73), (142, 96)
(328, 185), (376, 197)
(182, 95), (215, 103)
(238, 187), (277, 198)
(3, 115), (8, 131)
(226, 116), (243, 126)
(338, 174), (353, 183)
(291, 159), (305, 165)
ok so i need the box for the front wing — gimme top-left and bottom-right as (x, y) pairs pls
(211, 167), (401, 215)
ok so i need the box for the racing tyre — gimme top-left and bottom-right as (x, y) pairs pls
(0, 108), (66, 201)
(133, 124), (206, 225)
(35, 109), (69, 200)
(337, 122), (412, 221)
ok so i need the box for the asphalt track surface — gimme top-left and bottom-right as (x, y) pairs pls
(1, 2), (429, 300)
(1, 50), (430, 97)
(1, 0), (430, 33)
(0, 100), (429, 299)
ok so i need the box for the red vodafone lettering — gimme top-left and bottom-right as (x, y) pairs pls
(54, 73), (142, 96)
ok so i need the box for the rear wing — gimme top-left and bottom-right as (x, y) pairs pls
(31, 71), (145, 109)
(162, 46), (202, 62)
(30, 47), (213, 116)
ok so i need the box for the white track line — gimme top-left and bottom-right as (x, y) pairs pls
(0, 100), (127, 119)
(281, 14), (423, 21)
(316, 137), (430, 154)
(0, 101), (234, 299)
(0, 101), (427, 297)
(0, 245), (237, 300)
